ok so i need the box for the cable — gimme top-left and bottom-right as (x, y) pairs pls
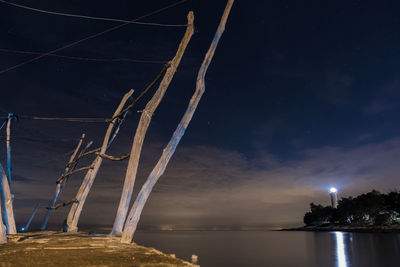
(0, 135), (86, 143)
(0, 116), (107, 122)
(0, 66), (169, 123)
(110, 64), (169, 121)
(0, 0), (189, 75)
(0, 48), (167, 64)
(0, 0), (188, 27)
(0, 120), (6, 131)
(0, 66), (166, 123)
(18, 115), (107, 122)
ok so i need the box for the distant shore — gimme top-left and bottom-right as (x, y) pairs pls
(281, 224), (400, 233)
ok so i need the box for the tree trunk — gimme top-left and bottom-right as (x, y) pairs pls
(111, 12), (195, 237)
(6, 114), (12, 184)
(41, 134), (86, 230)
(0, 162), (16, 234)
(0, 191), (6, 243)
(121, 0), (234, 243)
(64, 89), (134, 232)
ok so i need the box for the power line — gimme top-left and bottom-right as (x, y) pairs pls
(0, 136), (86, 143)
(0, 48), (167, 64)
(110, 64), (169, 121)
(0, 0), (188, 27)
(0, 65), (168, 124)
(0, 115), (107, 122)
(0, 0), (189, 75)
(0, 120), (6, 131)
(18, 116), (108, 123)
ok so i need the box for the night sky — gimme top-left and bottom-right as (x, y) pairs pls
(1, 0), (400, 229)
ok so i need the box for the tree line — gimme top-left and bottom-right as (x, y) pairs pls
(304, 190), (400, 226)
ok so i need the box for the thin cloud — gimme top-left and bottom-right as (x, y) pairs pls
(8, 135), (400, 229)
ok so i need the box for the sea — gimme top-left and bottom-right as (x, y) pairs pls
(133, 230), (400, 267)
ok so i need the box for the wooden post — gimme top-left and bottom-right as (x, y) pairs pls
(121, 0), (234, 243)
(0, 162), (16, 234)
(111, 12), (195, 237)
(0, 188), (6, 243)
(64, 89), (134, 232)
(24, 203), (40, 232)
(6, 114), (12, 185)
(40, 134), (86, 230)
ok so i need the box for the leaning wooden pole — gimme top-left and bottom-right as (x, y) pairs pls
(0, 162), (16, 234)
(6, 114), (12, 185)
(24, 203), (40, 232)
(0, 192), (6, 243)
(41, 134), (85, 230)
(64, 89), (134, 232)
(121, 1), (234, 243)
(111, 12), (195, 236)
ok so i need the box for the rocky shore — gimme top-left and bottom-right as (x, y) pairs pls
(0, 231), (198, 267)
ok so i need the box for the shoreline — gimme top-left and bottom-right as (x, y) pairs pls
(281, 225), (400, 233)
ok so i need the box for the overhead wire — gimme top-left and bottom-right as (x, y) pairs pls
(109, 63), (169, 121)
(18, 116), (108, 122)
(0, 0), (189, 75)
(0, 136), (80, 142)
(0, 48), (167, 64)
(0, 0), (188, 27)
(0, 66), (166, 123)
(0, 120), (6, 131)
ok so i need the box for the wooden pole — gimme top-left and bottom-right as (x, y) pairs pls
(64, 89), (134, 232)
(0, 187), (6, 243)
(121, 1), (234, 243)
(111, 12), (195, 236)
(40, 134), (86, 230)
(6, 114), (12, 185)
(24, 203), (40, 232)
(0, 162), (16, 234)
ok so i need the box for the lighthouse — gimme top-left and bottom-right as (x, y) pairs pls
(330, 187), (338, 208)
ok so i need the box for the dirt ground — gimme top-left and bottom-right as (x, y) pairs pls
(0, 231), (197, 267)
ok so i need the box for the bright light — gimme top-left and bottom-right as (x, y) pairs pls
(334, 232), (348, 267)
(330, 187), (337, 193)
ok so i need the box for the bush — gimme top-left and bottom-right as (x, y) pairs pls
(374, 213), (392, 226)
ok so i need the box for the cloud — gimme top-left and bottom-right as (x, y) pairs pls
(8, 133), (400, 229)
(140, 138), (400, 228)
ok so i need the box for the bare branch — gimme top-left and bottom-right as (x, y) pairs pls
(65, 89), (134, 232)
(97, 153), (130, 161)
(47, 199), (78, 210)
(57, 165), (93, 183)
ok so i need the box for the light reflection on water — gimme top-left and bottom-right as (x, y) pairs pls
(334, 232), (348, 267)
(133, 230), (400, 267)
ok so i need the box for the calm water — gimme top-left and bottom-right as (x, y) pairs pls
(134, 230), (400, 267)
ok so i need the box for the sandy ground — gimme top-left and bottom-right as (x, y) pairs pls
(0, 231), (198, 267)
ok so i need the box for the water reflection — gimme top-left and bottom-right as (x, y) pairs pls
(134, 230), (400, 267)
(334, 232), (348, 267)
